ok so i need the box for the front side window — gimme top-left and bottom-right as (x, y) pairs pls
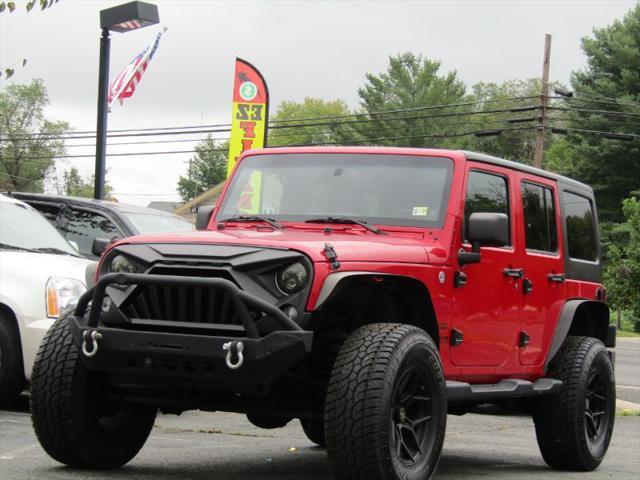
(218, 154), (455, 228)
(464, 170), (510, 244)
(563, 191), (597, 261)
(521, 182), (557, 252)
(61, 208), (120, 257)
(0, 201), (78, 255)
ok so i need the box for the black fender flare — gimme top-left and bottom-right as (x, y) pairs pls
(545, 299), (612, 369)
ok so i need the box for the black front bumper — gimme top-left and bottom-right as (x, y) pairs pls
(70, 273), (313, 386)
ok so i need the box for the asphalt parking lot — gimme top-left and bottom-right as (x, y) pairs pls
(1, 404), (639, 480)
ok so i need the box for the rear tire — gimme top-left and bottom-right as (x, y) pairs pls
(30, 317), (157, 469)
(325, 323), (446, 480)
(533, 336), (615, 471)
(0, 315), (25, 407)
(301, 418), (325, 447)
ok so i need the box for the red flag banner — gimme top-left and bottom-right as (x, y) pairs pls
(108, 27), (166, 109)
(226, 58), (269, 178)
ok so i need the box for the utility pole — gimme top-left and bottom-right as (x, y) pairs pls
(534, 33), (552, 169)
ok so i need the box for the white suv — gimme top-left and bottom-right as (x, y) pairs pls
(0, 194), (94, 405)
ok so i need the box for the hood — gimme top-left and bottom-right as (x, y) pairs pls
(114, 226), (440, 264)
(0, 251), (93, 286)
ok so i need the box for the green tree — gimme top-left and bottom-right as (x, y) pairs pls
(269, 97), (358, 146)
(356, 52), (466, 147)
(604, 197), (640, 332)
(0, 79), (69, 192)
(463, 79), (564, 163)
(177, 136), (228, 202)
(547, 5), (640, 224)
(61, 166), (112, 198)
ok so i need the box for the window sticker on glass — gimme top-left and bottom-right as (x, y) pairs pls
(412, 206), (429, 216)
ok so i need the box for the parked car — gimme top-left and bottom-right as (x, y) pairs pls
(0, 194), (94, 406)
(9, 193), (195, 260)
(30, 147), (614, 478)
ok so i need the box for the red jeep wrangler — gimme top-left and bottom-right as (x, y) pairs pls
(30, 147), (616, 479)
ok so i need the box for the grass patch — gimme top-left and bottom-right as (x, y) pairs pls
(617, 409), (640, 417)
(617, 330), (640, 338)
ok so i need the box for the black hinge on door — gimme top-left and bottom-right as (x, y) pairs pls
(450, 329), (464, 346)
(523, 278), (534, 294)
(454, 271), (467, 288)
(519, 331), (531, 347)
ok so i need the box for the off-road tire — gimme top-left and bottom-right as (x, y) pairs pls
(301, 418), (325, 447)
(533, 336), (615, 471)
(30, 317), (157, 469)
(325, 323), (447, 480)
(0, 314), (25, 406)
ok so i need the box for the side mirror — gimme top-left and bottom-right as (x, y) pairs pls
(195, 206), (215, 231)
(92, 237), (111, 257)
(459, 212), (509, 265)
(468, 212), (509, 248)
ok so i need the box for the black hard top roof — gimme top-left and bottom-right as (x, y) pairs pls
(462, 151), (593, 194)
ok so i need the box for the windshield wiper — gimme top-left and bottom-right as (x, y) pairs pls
(0, 242), (36, 252)
(218, 215), (283, 229)
(31, 247), (81, 257)
(305, 217), (385, 235)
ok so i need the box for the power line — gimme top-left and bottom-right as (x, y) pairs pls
(10, 116), (540, 149)
(548, 126), (640, 141)
(1, 95), (541, 139)
(548, 106), (640, 118)
(1, 105), (537, 142)
(572, 92), (640, 108)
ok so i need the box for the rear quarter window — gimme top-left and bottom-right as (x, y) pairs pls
(563, 191), (597, 261)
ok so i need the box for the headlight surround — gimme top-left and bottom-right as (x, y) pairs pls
(46, 277), (86, 319)
(107, 254), (145, 274)
(276, 262), (308, 294)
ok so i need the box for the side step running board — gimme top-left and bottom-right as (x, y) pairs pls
(446, 378), (562, 403)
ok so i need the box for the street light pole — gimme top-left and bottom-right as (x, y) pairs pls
(92, 1), (160, 200)
(94, 27), (111, 200)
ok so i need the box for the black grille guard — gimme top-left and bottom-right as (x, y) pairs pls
(71, 272), (313, 385)
(75, 272), (303, 336)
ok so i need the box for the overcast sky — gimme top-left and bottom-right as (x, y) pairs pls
(1, 0), (637, 206)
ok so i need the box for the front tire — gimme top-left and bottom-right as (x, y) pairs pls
(30, 317), (157, 469)
(325, 323), (447, 480)
(533, 336), (615, 471)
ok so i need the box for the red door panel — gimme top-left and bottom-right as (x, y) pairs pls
(516, 175), (566, 366)
(451, 164), (521, 367)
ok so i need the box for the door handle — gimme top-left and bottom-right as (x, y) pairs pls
(547, 273), (566, 283)
(503, 268), (524, 279)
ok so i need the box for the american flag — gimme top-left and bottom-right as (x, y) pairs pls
(108, 27), (166, 109)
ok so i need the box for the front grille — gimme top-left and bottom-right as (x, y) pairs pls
(121, 267), (250, 325)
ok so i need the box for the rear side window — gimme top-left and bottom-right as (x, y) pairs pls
(521, 182), (557, 252)
(30, 202), (61, 225)
(563, 192), (597, 261)
(61, 208), (120, 257)
(464, 170), (510, 244)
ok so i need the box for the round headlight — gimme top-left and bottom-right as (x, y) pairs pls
(276, 262), (308, 294)
(108, 254), (144, 274)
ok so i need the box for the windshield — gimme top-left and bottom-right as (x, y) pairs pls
(218, 153), (454, 227)
(124, 212), (195, 234)
(0, 201), (79, 255)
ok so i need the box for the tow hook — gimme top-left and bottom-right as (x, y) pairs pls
(82, 330), (102, 358)
(223, 340), (245, 370)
